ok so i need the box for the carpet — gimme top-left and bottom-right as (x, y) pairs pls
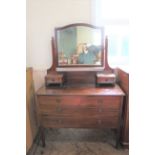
(28, 128), (128, 155)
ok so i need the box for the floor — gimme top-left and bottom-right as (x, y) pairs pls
(28, 128), (129, 155)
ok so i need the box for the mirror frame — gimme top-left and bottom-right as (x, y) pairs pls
(54, 23), (104, 70)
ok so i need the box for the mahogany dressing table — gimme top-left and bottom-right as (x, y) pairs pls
(36, 23), (125, 148)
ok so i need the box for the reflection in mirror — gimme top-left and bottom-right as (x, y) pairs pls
(56, 26), (102, 66)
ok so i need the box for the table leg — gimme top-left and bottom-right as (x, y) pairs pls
(116, 128), (121, 148)
(40, 127), (45, 147)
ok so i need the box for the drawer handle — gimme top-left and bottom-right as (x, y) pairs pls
(58, 119), (62, 124)
(98, 119), (102, 125)
(55, 100), (62, 112)
(56, 106), (62, 112)
(97, 99), (103, 104)
(56, 99), (61, 103)
(105, 78), (108, 81)
(42, 114), (49, 117)
(51, 78), (55, 82)
(98, 108), (103, 113)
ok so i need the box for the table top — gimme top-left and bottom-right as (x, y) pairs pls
(36, 84), (125, 96)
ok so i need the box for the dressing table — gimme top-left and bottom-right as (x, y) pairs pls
(36, 23), (125, 148)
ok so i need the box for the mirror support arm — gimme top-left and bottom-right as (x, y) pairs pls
(47, 37), (57, 73)
(103, 36), (114, 73)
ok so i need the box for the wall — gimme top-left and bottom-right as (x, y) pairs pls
(27, 0), (92, 69)
(27, 0), (92, 90)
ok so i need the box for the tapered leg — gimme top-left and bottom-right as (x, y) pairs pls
(40, 127), (45, 147)
(116, 128), (121, 148)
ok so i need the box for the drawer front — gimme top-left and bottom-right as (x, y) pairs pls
(47, 77), (62, 83)
(45, 75), (64, 84)
(40, 112), (119, 128)
(38, 96), (121, 114)
(97, 77), (115, 84)
(37, 95), (122, 128)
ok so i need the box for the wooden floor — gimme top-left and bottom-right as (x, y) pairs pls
(28, 128), (129, 155)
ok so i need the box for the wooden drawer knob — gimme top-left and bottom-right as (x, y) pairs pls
(98, 108), (103, 113)
(42, 114), (49, 117)
(55, 98), (62, 112)
(56, 106), (62, 112)
(51, 78), (55, 82)
(56, 98), (61, 103)
(58, 119), (62, 124)
(98, 119), (102, 125)
(105, 78), (108, 81)
(97, 99), (103, 104)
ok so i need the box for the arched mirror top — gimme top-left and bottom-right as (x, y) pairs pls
(54, 23), (104, 70)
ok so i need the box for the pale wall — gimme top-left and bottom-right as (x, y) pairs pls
(26, 0), (92, 70)
(27, 0), (92, 90)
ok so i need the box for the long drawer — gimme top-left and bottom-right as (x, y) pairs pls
(37, 96), (122, 128)
(40, 112), (119, 128)
(38, 96), (121, 114)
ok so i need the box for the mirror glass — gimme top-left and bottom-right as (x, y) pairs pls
(56, 25), (103, 66)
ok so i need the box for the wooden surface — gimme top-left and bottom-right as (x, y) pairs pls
(26, 68), (38, 152)
(45, 72), (64, 86)
(116, 68), (129, 148)
(26, 103), (33, 152)
(37, 84), (124, 96)
(96, 73), (116, 84)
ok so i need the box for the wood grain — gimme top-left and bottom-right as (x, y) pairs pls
(116, 68), (129, 148)
(26, 68), (38, 152)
